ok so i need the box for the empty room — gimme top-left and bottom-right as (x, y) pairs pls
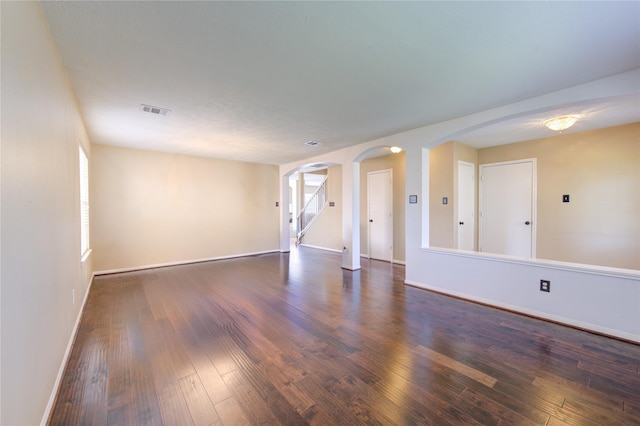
(2, 1), (639, 425)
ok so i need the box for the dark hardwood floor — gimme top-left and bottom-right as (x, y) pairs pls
(49, 247), (640, 425)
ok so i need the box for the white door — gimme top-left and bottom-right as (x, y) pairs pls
(457, 161), (475, 251)
(479, 159), (535, 258)
(368, 169), (393, 261)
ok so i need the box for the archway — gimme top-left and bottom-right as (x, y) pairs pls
(345, 145), (406, 270)
(279, 162), (340, 252)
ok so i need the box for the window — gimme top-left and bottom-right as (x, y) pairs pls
(79, 145), (90, 257)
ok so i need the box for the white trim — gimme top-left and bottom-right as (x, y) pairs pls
(79, 145), (90, 256)
(299, 244), (342, 254)
(341, 265), (362, 271)
(94, 249), (281, 275)
(421, 246), (640, 280)
(358, 254), (406, 266)
(404, 278), (639, 343)
(456, 160), (475, 251)
(80, 248), (92, 264)
(40, 273), (95, 425)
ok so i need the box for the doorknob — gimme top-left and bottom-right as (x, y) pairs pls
(369, 219), (373, 222)
(459, 222), (464, 225)
(525, 221), (531, 225)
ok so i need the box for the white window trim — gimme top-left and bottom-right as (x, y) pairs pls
(79, 145), (90, 258)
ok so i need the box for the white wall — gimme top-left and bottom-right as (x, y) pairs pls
(406, 248), (639, 341)
(1, 2), (93, 424)
(280, 69), (640, 342)
(3, 5), (635, 426)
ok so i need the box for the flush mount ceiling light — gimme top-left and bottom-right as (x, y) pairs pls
(140, 104), (171, 116)
(304, 140), (322, 147)
(544, 115), (579, 132)
(389, 146), (402, 154)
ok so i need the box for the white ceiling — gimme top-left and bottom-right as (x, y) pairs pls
(41, 1), (640, 165)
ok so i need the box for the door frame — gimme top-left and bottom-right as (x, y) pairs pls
(479, 158), (537, 258)
(457, 160), (475, 251)
(367, 168), (393, 261)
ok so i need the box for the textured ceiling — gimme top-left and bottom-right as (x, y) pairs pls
(41, 1), (640, 164)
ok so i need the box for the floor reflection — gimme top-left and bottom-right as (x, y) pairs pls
(53, 244), (640, 425)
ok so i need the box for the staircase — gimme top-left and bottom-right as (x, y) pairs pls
(296, 176), (328, 244)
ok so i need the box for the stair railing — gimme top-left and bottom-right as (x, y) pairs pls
(296, 176), (328, 243)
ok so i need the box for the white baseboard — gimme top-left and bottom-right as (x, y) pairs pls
(94, 249), (281, 275)
(359, 254), (406, 265)
(299, 244), (342, 254)
(41, 273), (95, 425)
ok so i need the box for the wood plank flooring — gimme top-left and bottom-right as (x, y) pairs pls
(49, 247), (640, 425)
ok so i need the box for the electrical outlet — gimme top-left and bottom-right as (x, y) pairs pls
(540, 280), (550, 292)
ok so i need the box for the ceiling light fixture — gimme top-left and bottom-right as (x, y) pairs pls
(544, 115), (579, 132)
(389, 146), (402, 154)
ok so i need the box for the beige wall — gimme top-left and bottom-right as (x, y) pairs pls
(360, 152), (406, 262)
(430, 124), (639, 269)
(301, 166), (343, 250)
(478, 122), (639, 269)
(429, 142), (455, 248)
(91, 144), (280, 271)
(430, 141), (480, 249)
(1, 2), (93, 424)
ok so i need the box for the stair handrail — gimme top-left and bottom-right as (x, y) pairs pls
(296, 176), (328, 242)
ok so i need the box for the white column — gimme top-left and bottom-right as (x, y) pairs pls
(342, 161), (361, 270)
(280, 175), (291, 252)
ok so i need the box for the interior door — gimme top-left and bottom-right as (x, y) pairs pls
(368, 169), (393, 261)
(479, 159), (535, 258)
(457, 161), (475, 251)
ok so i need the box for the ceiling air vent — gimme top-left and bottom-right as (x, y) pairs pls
(140, 104), (171, 116)
(305, 140), (322, 147)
